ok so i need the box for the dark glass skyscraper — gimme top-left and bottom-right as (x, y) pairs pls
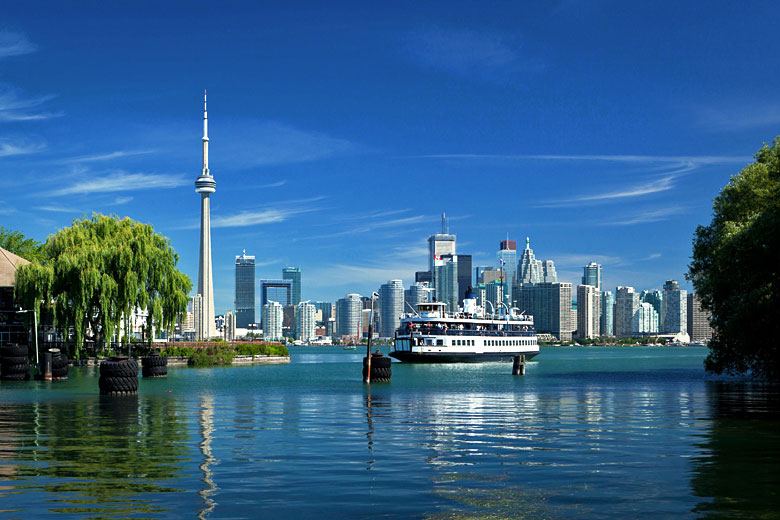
(261, 279), (292, 308)
(234, 250), (255, 328)
(282, 267), (301, 305)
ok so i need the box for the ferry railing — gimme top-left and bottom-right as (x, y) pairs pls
(403, 328), (536, 337)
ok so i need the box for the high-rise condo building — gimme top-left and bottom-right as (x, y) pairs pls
(434, 254), (459, 311)
(379, 279), (404, 338)
(634, 302), (660, 334)
(687, 293), (713, 343)
(600, 291), (614, 336)
(515, 282), (573, 341)
(234, 250), (255, 328)
(518, 237), (542, 284)
(222, 310), (236, 341)
(260, 279), (292, 308)
(641, 290), (663, 322)
(192, 293), (204, 341)
(405, 282), (433, 313)
(497, 239), (517, 288)
(194, 91), (217, 340)
(662, 280), (687, 334)
(336, 293), (362, 340)
(615, 286), (639, 337)
(577, 285), (601, 339)
(295, 301), (316, 342)
(282, 267), (302, 305)
(262, 301), (283, 341)
(582, 262), (602, 292)
(314, 302), (333, 325)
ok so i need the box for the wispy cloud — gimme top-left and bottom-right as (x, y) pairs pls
(404, 26), (518, 76)
(256, 180), (286, 188)
(0, 85), (60, 121)
(416, 153), (749, 164)
(221, 120), (360, 168)
(697, 103), (780, 131)
(306, 262), (423, 288)
(0, 31), (37, 58)
(113, 196), (133, 205)
(600, 207), (687, 226)
(0, 139), (45, 157)
(308, 214), (430, 240)
(47, 172), (189, 196)
(56, 150), (155, 164)
(181, 198), (325, 229)
(34, 204), (81, 213)
(549, 253), (626, 268)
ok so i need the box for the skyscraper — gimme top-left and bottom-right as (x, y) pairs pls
(687, 293), (713, 343)
(282, 267), (302, 305)
(600, 291), (614, 336)
(295, 301), (316, 342)
(336, 293), (362, 340)
(615, 286), (639, 337)
(428, 213), (457, 274)
(234, 250), (255, 328)
(379, 279), (404, 338)
(518, 237), (542, 284)
(497, 239), (517, 288)
(515, 282), (573, 341)
(662, 280), (687, 334)
(195, 91), (216, 340)
(405, 282), (432, 313)
(582, 262), (602, 292)
(262, 301), (283, 341)
(260, 279), (292, 308)
(434, 254), (459, 311)
(641, 290), (663, 321)
(634, 302), (660, 334)
(577, 284), (601, 339)
(541, 260), (557, 283)
(457, 254), (472, 305)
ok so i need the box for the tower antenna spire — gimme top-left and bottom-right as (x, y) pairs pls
(202, 89), (209, 175)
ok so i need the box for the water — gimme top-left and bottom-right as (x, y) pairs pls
(0, 346), (778, 519)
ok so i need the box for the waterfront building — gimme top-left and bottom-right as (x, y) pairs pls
(192, 293), (204, 341)
(234, 250), (255, 329)
(282, 267), (302, 305)
(223, 310), (236, 341)
(336, 293), (362, 340)
(474, 266), (492, 284)
(515, 282), (573, 342)
(262, 301), (283, 341)
(497, 239), (518, 288)
(282, 305), (296, 338)
(687, 293), (714, 343)
(457, 254), (472, 305)
(405, 282), (432, 314)
(577, 285), (601, 339)
(541, 260), (557, 283)
(634, 302), (660, 334)
(482, 269), (503, 284)
(260, 279), (292, 308)
(600, 291), (614, 336)
(325, 317), (336, 338)
(379, 279), (404, 338)
(0, 247), (31, 344)
(518, 237), (542, 284)
(582, 262), (602, 292)
(295, 301), (316, 342)
(662, 280), (687, 334)
(615, 286), (639, 338)
(641, 290), (663, 321)
(194, 91), (217, 340)
(434, 254), (459, 312)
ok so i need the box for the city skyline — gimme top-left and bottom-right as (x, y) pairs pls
(2, 3), (778, 312)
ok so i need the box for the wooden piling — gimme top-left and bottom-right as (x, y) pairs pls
(512, 355), (526, 375)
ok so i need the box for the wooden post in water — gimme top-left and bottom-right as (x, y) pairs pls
(512, 354), (526, 375)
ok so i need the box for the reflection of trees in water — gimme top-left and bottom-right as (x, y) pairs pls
(0, 396), (189, 516)
(691, 382), (780, 518)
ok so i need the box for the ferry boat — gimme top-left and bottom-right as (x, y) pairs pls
(390, 299), (539, 363)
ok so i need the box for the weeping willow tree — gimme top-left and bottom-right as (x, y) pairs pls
(14, 214), (192, 357)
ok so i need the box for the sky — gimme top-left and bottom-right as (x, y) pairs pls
(1, 1), (778, 313)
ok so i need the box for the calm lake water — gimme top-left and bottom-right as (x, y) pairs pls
(0, 346), (778, 519)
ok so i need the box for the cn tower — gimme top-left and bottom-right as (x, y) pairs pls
(195, 90), (216, 340)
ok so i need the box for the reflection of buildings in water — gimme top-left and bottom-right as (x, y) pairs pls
(198, 395), (217, 520)
(0, 403), (21, 486)
(690, 382), (780, 517)
(364, 389), (391, 471)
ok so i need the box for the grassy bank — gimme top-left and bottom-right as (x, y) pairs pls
(161, 342), (290, 367)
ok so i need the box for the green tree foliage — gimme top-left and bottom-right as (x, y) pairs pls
(14, 214), (191, 357)
(0, 226), (44, 262)
(688, 137), (780, 379)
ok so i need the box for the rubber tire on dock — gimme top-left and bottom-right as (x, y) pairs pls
(142, 364), (168, 378)
(0, 343), (28, 358)
(141, 355), (168, 378)
(1, 372), (30, 381)
(362, 356), (392, 382)
(98, 357), (139, 395)
(99, 358), (138, 378)
(1, 356), (28, 366)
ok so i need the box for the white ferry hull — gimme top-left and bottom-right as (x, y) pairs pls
(390, 350), (539, 363)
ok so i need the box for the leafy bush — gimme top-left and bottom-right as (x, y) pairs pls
(188, 346), (235, 367)
(234, 343), (289, 356)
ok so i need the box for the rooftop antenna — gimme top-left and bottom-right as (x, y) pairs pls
(441, 212), (446, 234)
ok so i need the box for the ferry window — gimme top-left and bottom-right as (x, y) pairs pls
(437, 339), (443, 346)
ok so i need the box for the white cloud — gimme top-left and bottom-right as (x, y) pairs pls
(0, 139), (45, 156)
(0, 86), (60, 121)
(57, 150), (154, 164)
(306, 262), (423, 288)
(417, 153), (749, 164)
(48, 172), (189, 196)
(698, 103), (780, 131)
(35, 205), (81, 213)
(600, 207), (687, 226)
(0, 31), (37, 58)
(113, 196), (133, 205)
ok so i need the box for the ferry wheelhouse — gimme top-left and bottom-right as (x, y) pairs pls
(390, 299), (539, 363)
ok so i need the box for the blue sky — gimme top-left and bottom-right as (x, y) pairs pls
(1, 1), (778, 313)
